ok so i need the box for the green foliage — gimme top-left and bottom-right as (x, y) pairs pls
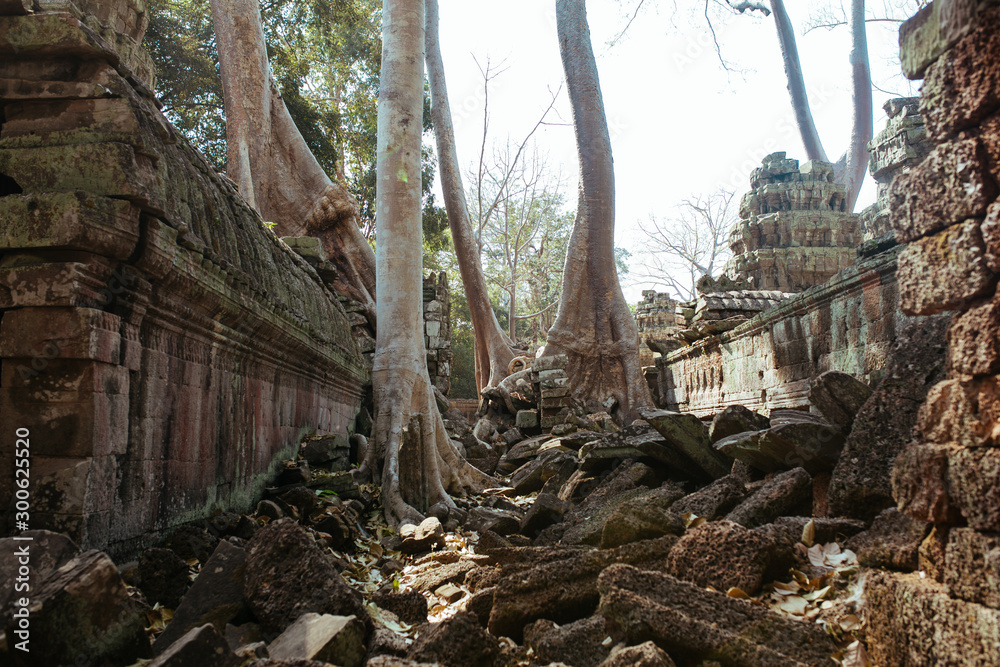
(146, 0), (227, 169)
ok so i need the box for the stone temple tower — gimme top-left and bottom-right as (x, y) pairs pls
(725, 152), (859, 292)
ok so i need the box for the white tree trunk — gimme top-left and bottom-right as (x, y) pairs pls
(368, 0), (493, 526)
(769, 0), (828, 163)
(842, 0), (873, 212)
(424, 0), (516, 392)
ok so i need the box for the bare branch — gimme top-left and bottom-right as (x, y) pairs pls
(609, 0), (649, 47)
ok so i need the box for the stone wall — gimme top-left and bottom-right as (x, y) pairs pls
(634, 290), (678, 367)
(0, 0), (369, 556)
(867, 2), (1000, 663)
(655, 249), (900, 417)
(859, 97), (932, 245)
(725, 153), (859, 292)
(424, 271), (452, 396)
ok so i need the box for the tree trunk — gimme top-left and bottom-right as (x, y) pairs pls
(768, 0), (828, 163)
(424, 0), (516, 392)
(842, 0), (872, 212)
(365, 0), (494, 526)
(543, 0), (654, 423)
(210, 0), (377, 318)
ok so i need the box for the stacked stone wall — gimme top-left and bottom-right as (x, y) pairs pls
(0, 1), (368, 556)
(865, 1), (1000, 663)
(423, 271), (451, 396)
(656, 249), (899, 417)
(726, 154), (859, 292)
(634, 290), (678, 367)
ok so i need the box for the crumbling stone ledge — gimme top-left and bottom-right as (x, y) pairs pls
(0, 1), (368, 557)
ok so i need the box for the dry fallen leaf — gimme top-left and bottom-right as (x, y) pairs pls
(771, 580), (800, 595)
(775, 595), (809, 615)
(839, 614), (862, 632)
(841, 640), (870, 667)
(801, 519), (816, 547)
(727, 587), (751, 600)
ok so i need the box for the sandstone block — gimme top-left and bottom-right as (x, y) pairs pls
(598, 641), (676, 667)
(897, 219), (995, 315)
(890, 139), (996, 243)
(597, 564), (838, 666)
(667, 520), (773, 595)
(407, 611), (499, 667)
(0, 192), (140, 259)
(846, 508), (927, 572)
(243, 519), (366, 635)
(948, 446), (1000, 531)
(892, 442), (961, 524)
(725, 467), (812, 528)
(138, 546), (189, 608)
(524, 615), (612, 667)
(398, 517), (445, 554)
(948, 295), (1000, 375)
(488, 536), (677, 641)
(147, 623), (240, 667)
(4, 550), (149, 667)
(153, 540), (248, 654)
(808, 370), (872, 434)
(866, 571), (1000, 666)
(715, 422), (845, 474)
(922, 5), (1000, 139)
(267, 613), (366, 667)
(828, 313), (951, 520)
(944, 528), (1000, 609)
(707, 405), (770, 444)
(983, 201), (1000, 272)
(598, 492), (684, 549)
(917, 376), (1000, 448)
(0, 530), (77, 616)
(639, 408), (730, 479)
(370, 589), (428, 626)
(671, 474), (747, 520)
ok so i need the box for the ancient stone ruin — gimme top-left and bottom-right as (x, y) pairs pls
(726, 152), (859, 292)
(1, 0), (1000, 666)
(0, 0), (371, 556)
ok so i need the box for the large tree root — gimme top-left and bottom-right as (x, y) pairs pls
(359, 367), (496, 527)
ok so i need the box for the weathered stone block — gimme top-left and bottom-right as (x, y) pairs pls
(892, 442), (961, 524)
(667, 520), (772, 595)
(917, 377), (1000, 448)
(897, 219), (995, 315)
(597, 564), (838, 666)
(4, 550), (149, 667)
(948, 295), (1000, 375)
(267, 613), (366, 667)
(828, 313), (951, 520)
(0, 142), (160, 209)
(640, 408), (730, 479)
(948, 446), (1000, 531)
(944, 528), (1000, 608)
(725, 467), (812, 528)
(866, 571), (1000, 666)
(532, 354), (568, 372)
(0, 192), (140, 259)
(153, 540), (248, 654)
(922, 5), (1000, 139)
(890, 139), (996, 243)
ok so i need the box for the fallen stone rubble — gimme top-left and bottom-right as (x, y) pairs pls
(0, 374), (909, 667)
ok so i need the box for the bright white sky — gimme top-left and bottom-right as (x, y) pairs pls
(433, 0), (919, 303)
